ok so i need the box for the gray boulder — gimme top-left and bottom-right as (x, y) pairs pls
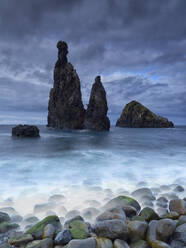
(94, 219), (128, 239)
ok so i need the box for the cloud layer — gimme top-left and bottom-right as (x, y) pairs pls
(0, 0), (186, 124)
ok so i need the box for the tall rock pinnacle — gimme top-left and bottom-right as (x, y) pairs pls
(84, 76), (110, 131)
(47, 41), (85, 129)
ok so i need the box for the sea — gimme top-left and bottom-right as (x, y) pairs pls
(0, 125), (185, 216)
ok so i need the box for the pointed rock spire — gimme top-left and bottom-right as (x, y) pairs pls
(84, 76), (110, 131)
(47, 41), (85, 129)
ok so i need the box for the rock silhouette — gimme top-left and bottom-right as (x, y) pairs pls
(116, 100), (174, 128)
(12, 125), (40, 137)
(47, 41), (85, 129)
(84, 76), (110, 131)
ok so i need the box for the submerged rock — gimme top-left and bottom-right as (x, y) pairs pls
(116, 101), (174, 128)
(47, 41), (85, 129)
(84, 76), (110, 131)
(12, 125), (40, 137)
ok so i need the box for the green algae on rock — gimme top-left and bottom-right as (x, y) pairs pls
(104, 195), (141, 212)
(26, 215), (61, 239)
(69, 220), (90, 239)
(116, 101), (174, 128)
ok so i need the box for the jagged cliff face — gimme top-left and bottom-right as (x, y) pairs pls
(116, 100), (174, 128)
(84, 76), (110, 131)
(47, 41), (85, 129)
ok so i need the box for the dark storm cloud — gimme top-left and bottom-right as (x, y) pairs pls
(0, 0), (186, 124)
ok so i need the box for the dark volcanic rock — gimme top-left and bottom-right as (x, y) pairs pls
(116, 100), (174, 128)
(84, 76), (110, 131)
(12, 125), (40, 138)
(47, 41), (85, 129)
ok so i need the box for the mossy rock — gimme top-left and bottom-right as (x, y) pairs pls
(0, 222), (19, 233)
(139, 207), (159, 222)
(8, 234), (33, 246)
(26, 215), (61, 239)
(104, 196), (141, 212)
(69, 220), (89, 239)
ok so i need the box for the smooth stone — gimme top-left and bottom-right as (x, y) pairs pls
(8, 233), (33, 246)
(0, 208), (17, 216)
(104, 196), (141, 212)
(26, 238), (53, 248)
(174, 186), (184, 193)
(156, 208), (168, 218)
(67, 237), (96, 248)
(65, 216), (84, 229)
(132, 188), (154, 200)
(128, 221), (148, 242)
(173, 223), (186, 245)
(146, 220), (158, 244)
(113, 239), (129, 248)
(26, 215), (61, 239)
(34, 203), (55, 214)
(96, 237), (113, 248)
(169, 199), (186, 215)
(177, 215), (186, 226)
(55, 230), (72, 245)
(0, 213), (10, 224)
(170, 240), (184, 248)
(42, 224), (55, 239)
(139, 207), (159, 222)
(156, 197), (168, 208)
(96, 207), (126, 222)
(130, 240), (150, 248)
(82, 208), (100, 220)
(162, 211), (179, 220)
(151, 240), (170, 248)
(161, 193), (178, 201)
(11, 215), (23, 223)
(68, 220), (90, 239)
(0, 222), (19, 234)
(141, 201), (154, 208)
(94, 219), (128, 240)
(65, 210), (81, 219)
(156, 219), (176, 242)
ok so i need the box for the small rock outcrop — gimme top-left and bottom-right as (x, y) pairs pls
(12, 125), (40, 137)
(47, 41), (85, 129)
(84, 76), (110, 131)
(116, 100), (174, 128)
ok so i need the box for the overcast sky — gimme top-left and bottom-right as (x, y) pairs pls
(0, 0), (186, 125)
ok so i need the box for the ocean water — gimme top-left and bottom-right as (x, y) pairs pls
(0, 125), (185, 216)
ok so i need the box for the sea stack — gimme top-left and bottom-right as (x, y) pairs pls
(84, 76), (110, 131)
(47, 41), (85, 129)
(116, 100), (174, 128)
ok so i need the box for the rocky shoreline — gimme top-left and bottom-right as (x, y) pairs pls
(0, 184), (185, 248)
